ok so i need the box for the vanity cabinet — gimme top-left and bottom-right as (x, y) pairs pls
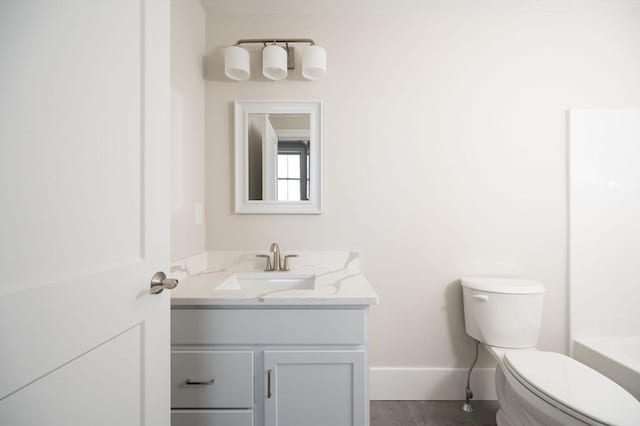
(170, 307), (371, 426)
(263, 350), (366, 426)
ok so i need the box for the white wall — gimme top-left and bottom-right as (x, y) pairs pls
(201, 0), (640, 392)
(171, 0), (206, 261)
(569, 110), (640, 339)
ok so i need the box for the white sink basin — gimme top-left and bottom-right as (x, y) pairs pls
(217, 272), (315, 292)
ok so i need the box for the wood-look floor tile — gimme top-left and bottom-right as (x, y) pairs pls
(407, 400), (499, 426)
(371, 401), (417, 426)
(370, 400), (500, 426)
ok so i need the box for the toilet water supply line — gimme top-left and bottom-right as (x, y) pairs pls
(462, 340), (480, 413)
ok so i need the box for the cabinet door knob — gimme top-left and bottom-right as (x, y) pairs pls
(185, 378), (215, 386)
(267, 369), (273, 398)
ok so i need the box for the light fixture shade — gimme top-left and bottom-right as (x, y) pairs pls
(302, 45), (327, 80)
(262, 45), (287, 80)
(224, 46), (250, 81)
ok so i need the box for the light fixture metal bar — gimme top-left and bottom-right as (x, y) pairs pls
(285, 42), (295, 70)
(233, 38), (316, 46)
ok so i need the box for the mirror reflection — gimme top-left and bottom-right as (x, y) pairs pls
(248, 113), (311, 201)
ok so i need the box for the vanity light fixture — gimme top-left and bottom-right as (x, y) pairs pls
(262, 44), (288, 80)
(224, 46), (251, 81)
(223, 38), (327, 81)
(302, 45), (327, 80)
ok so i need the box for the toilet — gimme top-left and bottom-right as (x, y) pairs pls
(461, 277), (640, 426)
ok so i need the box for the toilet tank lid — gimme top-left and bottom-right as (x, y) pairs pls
(461, 277), (545, 294)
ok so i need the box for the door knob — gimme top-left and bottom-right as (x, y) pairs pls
(150, 271), (179, 295)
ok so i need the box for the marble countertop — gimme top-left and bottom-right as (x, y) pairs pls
(170, 250), (379, 306)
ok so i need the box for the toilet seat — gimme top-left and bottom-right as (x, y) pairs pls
(503, 351), (640, 426)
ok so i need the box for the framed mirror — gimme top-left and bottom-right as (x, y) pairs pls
(234, 101), (323, 214)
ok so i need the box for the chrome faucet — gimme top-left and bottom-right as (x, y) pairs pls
(256, 243), (298, 271)
(270, 243), (281, 271)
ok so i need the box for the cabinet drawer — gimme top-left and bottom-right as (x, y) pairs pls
(171, 308), (366, 345)
(171, 351), (254, 408)
(172, 410), (253, 426)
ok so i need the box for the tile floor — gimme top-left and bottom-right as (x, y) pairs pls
(371, 400), (500, 426)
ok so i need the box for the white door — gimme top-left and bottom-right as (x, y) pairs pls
(262, 115), (278, 201)
(0, 1), (171, 425)
(264, 350), (366, 426)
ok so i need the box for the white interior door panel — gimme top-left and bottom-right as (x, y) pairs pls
(0, 1), (171, 425)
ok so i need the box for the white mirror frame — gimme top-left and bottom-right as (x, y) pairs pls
(234, 100), (323, 214)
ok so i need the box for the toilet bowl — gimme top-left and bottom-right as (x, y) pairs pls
(461, 277), (640, 426)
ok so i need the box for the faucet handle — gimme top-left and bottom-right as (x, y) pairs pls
(282, 254), (298, 272)
(256, 254), (273, 271)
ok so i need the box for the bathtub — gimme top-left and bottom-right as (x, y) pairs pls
(573, 336), (640, 400)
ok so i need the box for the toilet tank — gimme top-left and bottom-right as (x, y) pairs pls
(461, 277), (545, 348)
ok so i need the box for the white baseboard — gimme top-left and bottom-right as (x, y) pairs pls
(370, 367), (497, 401)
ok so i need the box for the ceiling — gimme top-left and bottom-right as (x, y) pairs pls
(198, 0), (421, 14)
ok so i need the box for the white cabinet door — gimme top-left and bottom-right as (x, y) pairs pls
(0, 1), (171, 425)
(264, 350), (366, 426)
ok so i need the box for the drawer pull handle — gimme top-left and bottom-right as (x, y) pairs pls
(267, 369), (273, 398)
(185, 378), (215, 386)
